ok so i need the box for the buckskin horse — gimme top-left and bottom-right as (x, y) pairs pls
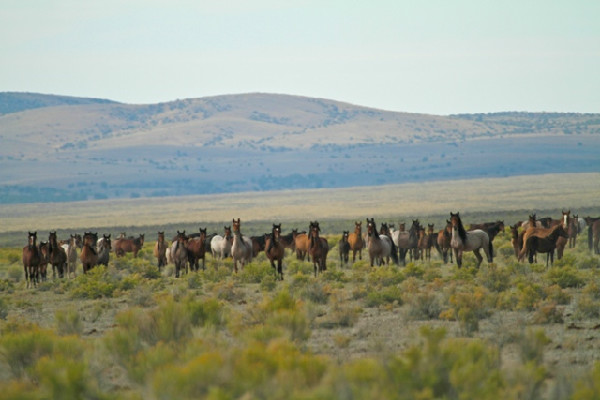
(265, 223), (285, 280)
(347, 221), (364, 263)
(450, 212), (493, 268)
(23, 232), (41, 288)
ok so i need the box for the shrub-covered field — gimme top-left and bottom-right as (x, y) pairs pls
(1, 225), (600, 399)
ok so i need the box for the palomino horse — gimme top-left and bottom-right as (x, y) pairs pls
(231, 218), (253, 273)
(22, 232), (41, 288)
(49, 231), (67, 279)
(173, 231), (188, 278)
(65, 234), (78, 278)
(436, 220), (453, 264)
(97, 234), (111, 266)
(308, 221), (329, 276)
(154, 232), (168, 270)
(366, 218), (398, 266)
(265, 223), (285, 280)
(187, 228), (208, 271)
(293, 229), (310, 261)
(450, 212), (493, 268)
(114, 234), (144, 257)
(338, 231), (350, 265)
(211, 226), (233, 260)
(584, 217), (600, 254)
(80, 232), (98, 273)
(347, 221), (364, 263)
(521, 224), (569, 266)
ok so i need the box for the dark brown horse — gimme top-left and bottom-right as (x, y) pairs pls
(522, 224), (569, 266)
(338, 231), (350, 265)
(80, 232), (98, 274)
(22, 232), (41, 288)
(308, 221), (329, 276)
(38, 241), (49, 281)
(584, 217), (600, 254)
(436, 220), (453, 263)
(49, 231), (67, 278)
(114, 234), (145, 257)
(568, 214), (579, 248)
(187, 228), (207, 271)
(265, 224), (285, 280)
(173, 231), (188, 278)
(347, 221), (364, 263)
(154, 231), (168, 270)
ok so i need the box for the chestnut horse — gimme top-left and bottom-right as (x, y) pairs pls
(293, 229), (310, 261)
(114, 234), (144, 257)
(80, 232), (98, 274)
(450, 212), (492, 268)
(265, 223), (285, 280)
(436, 220), (453, 264)
(49, 231), (67, 279)
(187, 228), (208, 271)
(308, 221), (329, 276)
(347, 221), (364, 263)
(22, 232), (41, 288)
(154, 231), (168, 270)
(338, 231), (350, 265)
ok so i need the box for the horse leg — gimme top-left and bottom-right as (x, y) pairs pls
(454, 249), (461, 268)
(473, 249), (483, 268)
(278, 259), (283, 280)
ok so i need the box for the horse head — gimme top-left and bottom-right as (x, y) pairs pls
(562, 210), (571, 229)
(366, 218), (377, 237)
(224, 226), (232, 240)
(103, 234), (112, 250)
(450, 212), (467, 243)
(28, 231), (37, 247)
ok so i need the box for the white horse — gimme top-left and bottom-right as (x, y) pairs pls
(231, 218), (253, 273)
(211, 226), (233, 260)
(450, 212), (492, 268)
(366, 218), (397, 266)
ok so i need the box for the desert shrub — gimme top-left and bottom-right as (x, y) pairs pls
(286, 259), (313, 276)
(544, 284), (572, 305)
(578, 255), (600, 270)
(546, 266), (584, 288)
(532, 301), (563, 324)
(442, 286), (492, 336)
(34, 353), (102, 400)
(260, 274), (277, 292)
(477, 266), (511, 292)
(209, 280), (239, 302)
(7, 265), (22, 282)
(68, 266), (118, 299)
(187, 273), (203, 290)
(301, 280), (330, 304)
(0, 278), (14, 293)
(423, 263), (443, 282)
(0, 297), (8, 320)
(518, 329), (550, 364)
(367, 266), (404, 287)
(516, 282), (544, 311)
(451, 265), (478, 283)
(403, 262), (425, 279)
(365, 285), (403, 308)
(238, 261), (273, 283)
(128, 284), (156, 307)
(321, 267), (348, 283)
(575, 294), (600, 319)
(186, 297), (226, 329)
(572, 361), (600, 399)
(55, 308), (83, 336)
(405, 289), (443, 320)
(326, 293), (360, 328)
(199, 266), (231, 283)
(0, 324), (54, 378)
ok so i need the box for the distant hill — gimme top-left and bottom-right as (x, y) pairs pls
(0, 92), (599, 204)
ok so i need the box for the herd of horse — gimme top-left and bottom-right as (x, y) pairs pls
(21, 212), (600, 287)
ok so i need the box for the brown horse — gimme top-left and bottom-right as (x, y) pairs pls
(347, 221), (364, 263)
(519, 224), (568, 262)
(154, 231), (168, 270)
(584, 217), (600, 254)
(522, 224), (569, 266)
(568, 214), (579, 248)
(187, 228), (207, 271)
(49, 231), (67, 279)
(510, 224), (524, 259)
(436, 220), (453, 263)
(38, 241), (49, 281)
(265, 224), (285, 280)
(308, 221), (329, 276)
(173, 231), (188, 278)
(114, 234), (145, 257)
(23, 232), (41, 288)
(80, 232), (98, 274)
(250, 234), (267, 258)
(338, 230), (350, 265)
(293, 230), (310, 261)
(421, 224), (436, 262)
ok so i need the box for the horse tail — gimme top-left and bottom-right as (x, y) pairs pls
(589, 225), (594, 251)
(488, 239), (494, 262)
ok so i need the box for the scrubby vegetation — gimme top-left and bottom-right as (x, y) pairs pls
(1, 224), (600, 399)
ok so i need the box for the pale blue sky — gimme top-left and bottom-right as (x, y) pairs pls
(2, 0), (599, 114)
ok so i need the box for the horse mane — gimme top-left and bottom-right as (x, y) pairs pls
(452, 213), (467, 243)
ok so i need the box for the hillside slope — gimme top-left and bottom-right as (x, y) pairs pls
(0, 92), (599, 203)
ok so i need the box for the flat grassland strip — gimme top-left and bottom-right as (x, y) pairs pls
(1, 172), (598, 233)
